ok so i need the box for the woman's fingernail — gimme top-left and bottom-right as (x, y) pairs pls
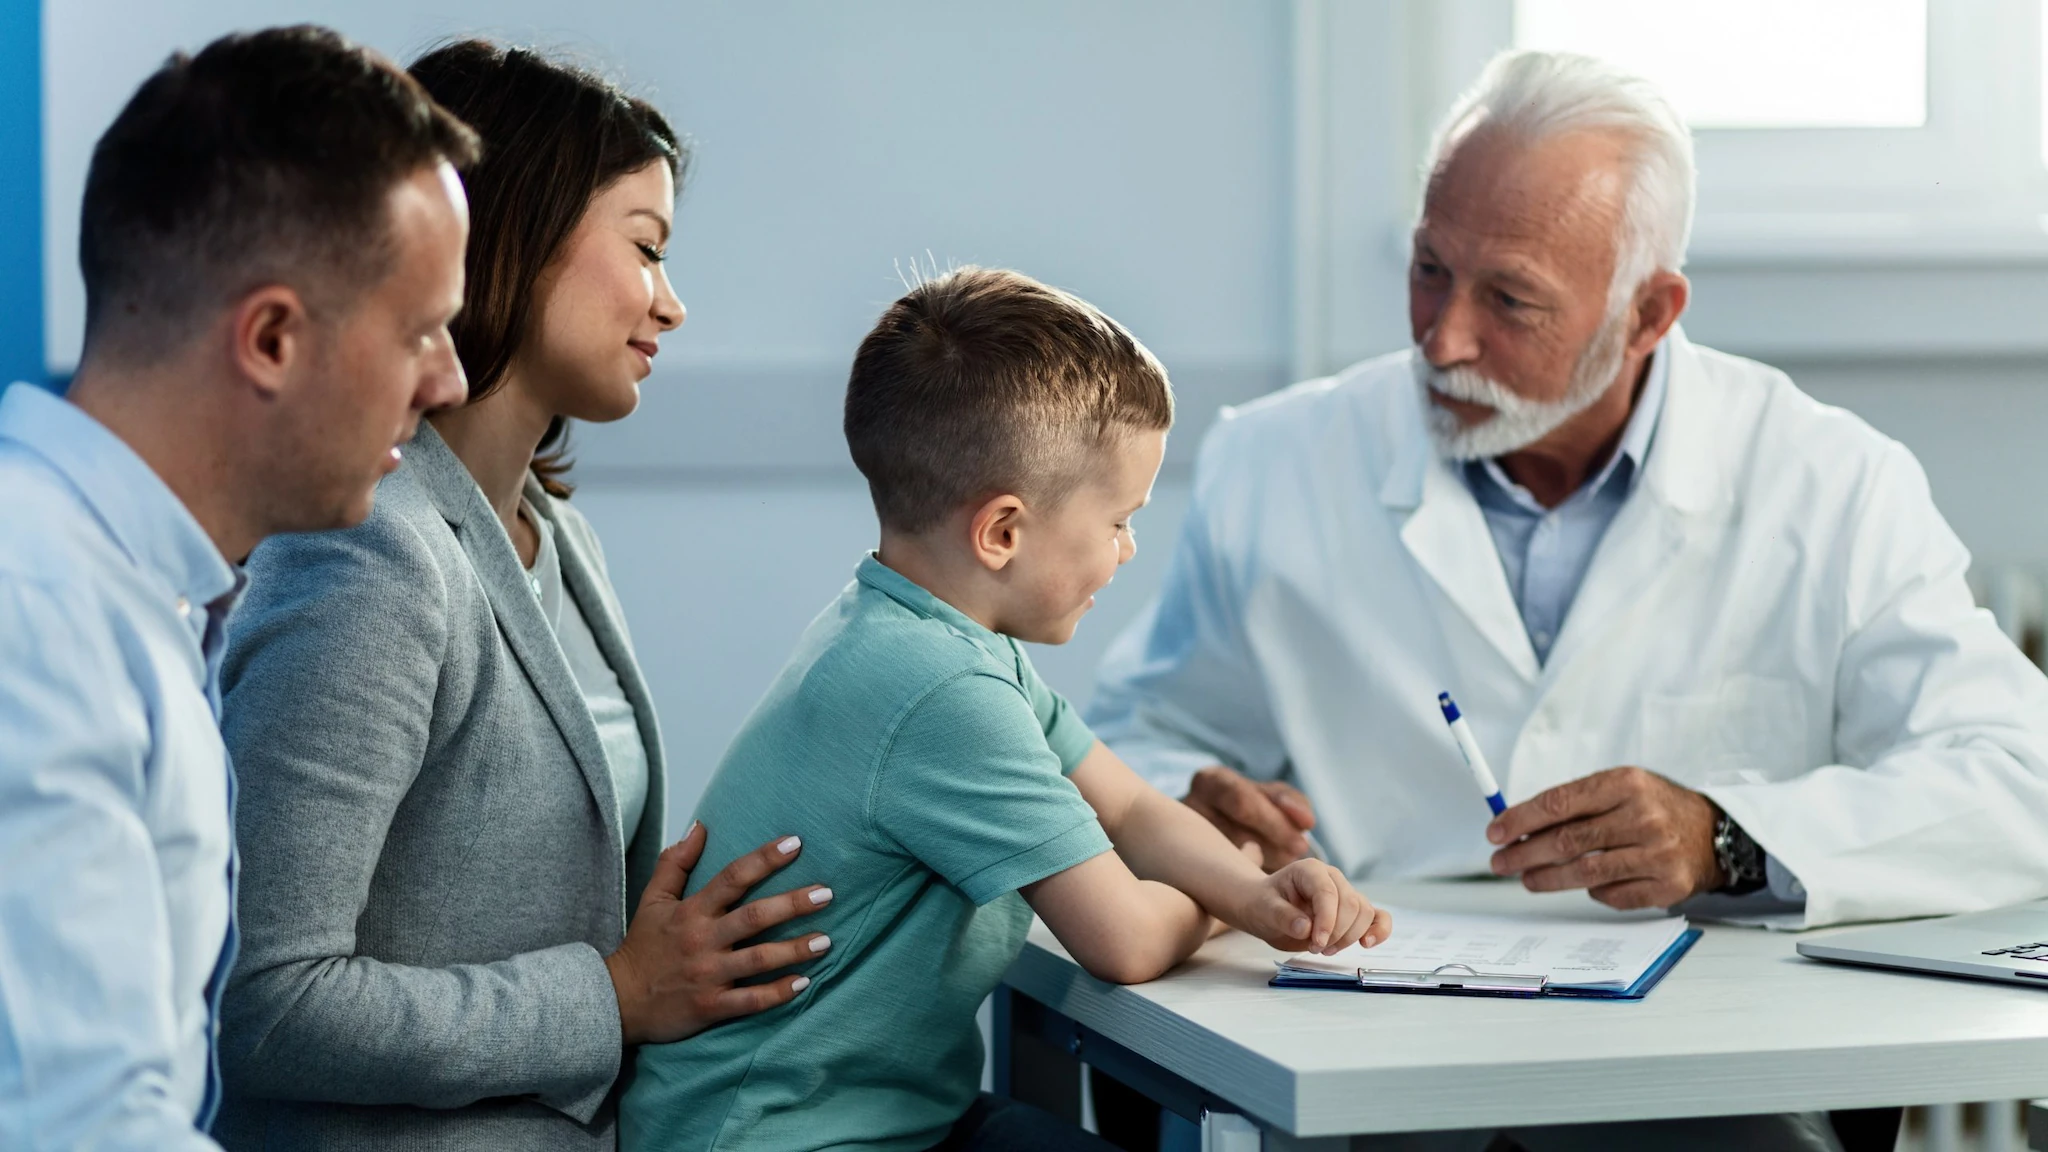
(1316, 933), (1329, 949)
(792, 976), (811, 992)
(778, 836), (802, 855)
(687, 820), (701, 837)
(1291, 917), (1310, 936)
(809, 887), (834, 905)
(809, 935), (832, 953)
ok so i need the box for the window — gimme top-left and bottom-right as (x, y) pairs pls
(1515, 0), (1926, 129)
(1415, 0), (2048, 261)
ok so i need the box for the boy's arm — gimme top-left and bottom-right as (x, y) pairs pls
(1020, 854), (1215, 985)
(1068, 740), (1389, 953)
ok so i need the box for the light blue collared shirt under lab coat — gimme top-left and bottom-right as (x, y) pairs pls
(1464, 342), (1803, 907)
(0, 382), (241, 1150)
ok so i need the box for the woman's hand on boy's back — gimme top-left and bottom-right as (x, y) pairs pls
(1229, 859), (1390, 956)
(604, 822), (834, 1045)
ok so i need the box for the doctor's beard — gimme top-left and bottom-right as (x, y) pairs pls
(1416, 301), (1633, 462)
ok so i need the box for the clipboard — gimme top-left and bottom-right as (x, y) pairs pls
(1268, 928), (1702, 1001)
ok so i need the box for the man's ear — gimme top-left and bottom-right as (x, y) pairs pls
(1627, 271), (1690, 358)
(967, 494), (1027, 572)
(228, 284), (311, 401)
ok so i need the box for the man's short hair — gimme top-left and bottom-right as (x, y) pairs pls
(79, 25), (481, 361)
(845, 266), (1173, 535)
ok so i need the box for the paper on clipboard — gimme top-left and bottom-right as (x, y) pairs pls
(1277, 906), (1691, 991)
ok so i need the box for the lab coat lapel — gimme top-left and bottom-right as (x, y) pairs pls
(1542, 331), (1731, 675)
(1383, 378), (1543, 682)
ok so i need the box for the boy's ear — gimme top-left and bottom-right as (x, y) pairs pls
(968, 494), (1027, 571)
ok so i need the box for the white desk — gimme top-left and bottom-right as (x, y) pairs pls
(997, 879), (2048, 1144)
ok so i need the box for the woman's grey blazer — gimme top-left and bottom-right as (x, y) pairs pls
(214, 423), (667, 1151)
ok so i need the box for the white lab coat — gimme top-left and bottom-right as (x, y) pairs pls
(1089, 331), (2048, 928)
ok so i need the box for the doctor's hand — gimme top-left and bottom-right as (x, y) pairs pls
(1484, 767), (1723, 911)
(1183, 766), (1318, 871)
(604, 823), (832, 1046)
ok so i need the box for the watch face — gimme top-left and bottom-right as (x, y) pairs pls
(1711, 814), (1766, 894)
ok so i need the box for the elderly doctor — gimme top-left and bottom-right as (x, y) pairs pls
(1092, 51), (2048, 1151)
(1094, 52), (2048, 942)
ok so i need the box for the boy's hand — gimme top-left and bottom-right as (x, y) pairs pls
(1232, 858), (1390, 956)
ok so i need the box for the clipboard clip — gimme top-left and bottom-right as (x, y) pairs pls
(1354, 962), (1549, 994)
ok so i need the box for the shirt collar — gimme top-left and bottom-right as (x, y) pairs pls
(0, 383), (239, 612)
(855, 552), (1014, 665)
(1471, 337), (1672, 512)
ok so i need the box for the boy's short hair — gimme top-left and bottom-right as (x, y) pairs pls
(80, 25), (480, 362)
(844, 267), (1174, 534)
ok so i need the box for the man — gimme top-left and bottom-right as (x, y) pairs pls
(0, 27), (475, 1149)
(1088, 49), (2048, 1150)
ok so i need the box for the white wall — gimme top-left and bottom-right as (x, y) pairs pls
(45, 1), (2048, 831)
(44, 0), (1294, 377)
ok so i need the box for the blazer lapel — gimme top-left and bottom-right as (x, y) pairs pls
(525, 475), (667, 896)
(406, 427), (624, 851)
(1381, 378), (1542, 682)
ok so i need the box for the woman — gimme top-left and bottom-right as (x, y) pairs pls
(215, 42), (829, 1150)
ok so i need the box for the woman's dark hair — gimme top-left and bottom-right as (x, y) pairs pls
(408, 40), (683, 497)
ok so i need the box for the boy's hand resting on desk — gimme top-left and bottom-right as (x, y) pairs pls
(1031, 741), (1390, 985)
(1229, 857), (1390, 956)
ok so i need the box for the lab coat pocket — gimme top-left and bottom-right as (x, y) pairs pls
(1639, 674), (1807, 783)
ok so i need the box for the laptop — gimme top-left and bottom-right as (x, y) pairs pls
(1797, 899), (2048, 987)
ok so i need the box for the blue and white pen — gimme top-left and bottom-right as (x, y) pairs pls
(1437, 692), (1506, 816)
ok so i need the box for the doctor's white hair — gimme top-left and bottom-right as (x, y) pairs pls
(1423, 50), (1696, 311)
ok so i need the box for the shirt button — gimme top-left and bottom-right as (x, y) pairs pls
(1533, 630), (1553, 649)
(176, 596), (192, 619)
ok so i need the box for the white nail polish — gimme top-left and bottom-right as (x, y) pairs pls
(809, 935), (832, 953)
(777, 836), (801, 855)
(809, 887), (834, 905)
(791, 976), (811, 992)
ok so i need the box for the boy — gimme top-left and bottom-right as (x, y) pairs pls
(621, 268), (1387, 1152)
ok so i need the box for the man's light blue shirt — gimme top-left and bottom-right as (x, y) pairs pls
(1463, 343), (1805, 908)
(0, 382), (241, 1150)
(1465, 343), (1669, 667)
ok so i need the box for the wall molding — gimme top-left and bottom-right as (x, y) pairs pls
(569, 359), (1294, 485)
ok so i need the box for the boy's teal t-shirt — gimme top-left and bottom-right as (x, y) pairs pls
(621, 554), (1111, 1152)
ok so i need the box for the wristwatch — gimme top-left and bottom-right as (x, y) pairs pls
(1711, 808), (1768, 895)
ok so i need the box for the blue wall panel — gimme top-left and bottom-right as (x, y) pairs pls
(1, 2), (41, 386)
